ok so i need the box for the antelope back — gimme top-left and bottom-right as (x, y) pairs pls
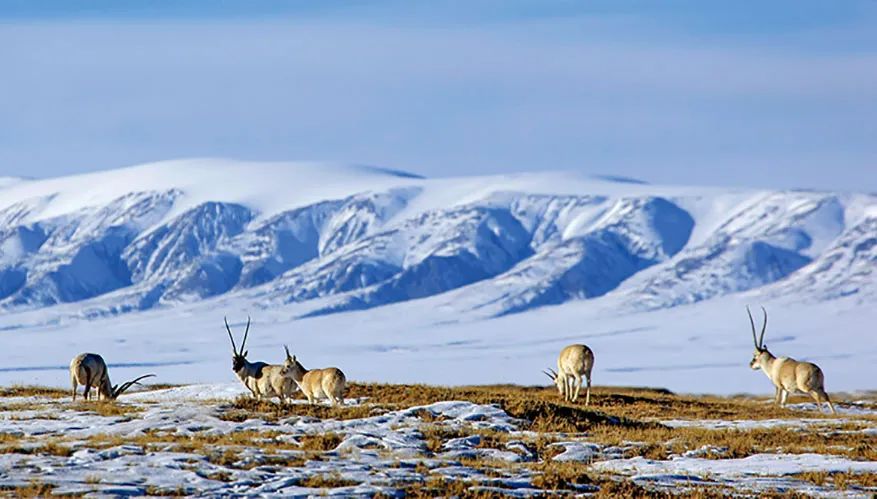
(302, 368), (346, 396)
(70, 353), (109, 385)
(778, 358), (825, 392)
(558, 344), (593, 374)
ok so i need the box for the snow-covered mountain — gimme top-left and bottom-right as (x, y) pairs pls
(0, 159), (874, 318)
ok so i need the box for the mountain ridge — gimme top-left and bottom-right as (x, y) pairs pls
(0, 159), (873, 321)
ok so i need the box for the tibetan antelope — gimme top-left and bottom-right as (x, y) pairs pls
(544, 344), (594, 405)
(225, 316), (295, 403)
(69, 353), (155, 401)
(747, 306), (836, 414)
(283, 347), (346, 405)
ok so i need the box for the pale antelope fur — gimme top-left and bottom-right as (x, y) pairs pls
(284, 349), (346, 405)
(747, 306), (835, 414)
(543, 344), (594, 405)
(225, 317), (295, 403)
(69, 353), (155, 401)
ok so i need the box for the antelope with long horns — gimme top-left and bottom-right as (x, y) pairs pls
(69, 353), (155, 401)
(283, 347), (346, 406)
(225, 316), (295, 403)
(747, 306), (835, 414)
(544, 344), (594, 405)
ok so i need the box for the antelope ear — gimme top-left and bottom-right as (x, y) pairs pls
(243, 350), (248, 357)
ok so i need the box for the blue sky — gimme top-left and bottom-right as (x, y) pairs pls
(1, 1), (875, 190)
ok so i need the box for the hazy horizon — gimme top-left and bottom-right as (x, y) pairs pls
(1, 1), (875, 191)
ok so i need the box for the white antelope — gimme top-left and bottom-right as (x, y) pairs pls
(69, 353), (155, 401)
(747, 306), (836, 414)
(543, 344), (594, 405)
(225, 316), (296, 403)
(284, 348), (346, 405)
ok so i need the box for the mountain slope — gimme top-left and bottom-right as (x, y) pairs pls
(0, 159), (873, 320)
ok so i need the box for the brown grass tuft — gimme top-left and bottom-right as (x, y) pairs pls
(300, 472), (359, 489)
(793, 471), (877, 490)
(298, 432), (343, 452)
(0, 479), (57, 498)
(222, 396), (376, 422)
(68, 401), (143, 418)
(0, 385), (68, 398)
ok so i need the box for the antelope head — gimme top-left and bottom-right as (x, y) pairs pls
(226, 316), (251, 372)
(283, 345), (306, 380)
(109, 374), (156, 400)
(542, 368), (565, 394)
(747, 306), (769, 369)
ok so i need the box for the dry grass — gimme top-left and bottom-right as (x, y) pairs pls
(68, 401), (143, 418)
(0, 432), (21, 444)
(0, 399), (57, 412)
(396, 465), (729, 498)
(420, 424), (468, 453)
(344, 383), (656, 433)
(298, 432), (343, 452)
(87, 428), (286, 451)
(222, 396), (376, 422)
(793, 471), (877, 490)
(0, 483), (51, 498)
(217, 382), (877, 465)
(587, 423), (877, 461)
(397, 474), (503, 498)
(221, 383), (872, 432)
(0, 439), (74, 458)
(86, 428), (342, 469)
(299, 472), (359, 489)
(0, 385), (68, 399)
(144, 485), (189, 496)
(0, 479), (70, 498)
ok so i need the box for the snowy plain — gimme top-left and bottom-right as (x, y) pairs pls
(2, 384), (875, 497)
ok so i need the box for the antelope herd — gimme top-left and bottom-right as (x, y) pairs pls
(63, 307), (836, 415)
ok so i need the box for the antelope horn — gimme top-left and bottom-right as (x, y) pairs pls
(758, 306), (768, 349)
(746, 306), (758, 348)
(284, 344), (292, 360)
(542, 369), (556, 380)
(225, 316), (238, 355)
(240, 316), (252, 352)
(112, 374), (156, 398)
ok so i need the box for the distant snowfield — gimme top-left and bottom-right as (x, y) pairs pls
(0, 159), (874, 395)
(1, 289), (874, 396)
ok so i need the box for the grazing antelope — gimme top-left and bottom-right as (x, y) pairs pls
(543, 344), (594, 405)
(69, 353), (155, 401)
(225, 317), (295, 403)
(747, 306), (836, 414)
(283, 347), (346, 405)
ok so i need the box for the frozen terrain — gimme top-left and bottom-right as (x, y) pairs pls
(0, 159), (874, 394)
(1, 384), (875, 497)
